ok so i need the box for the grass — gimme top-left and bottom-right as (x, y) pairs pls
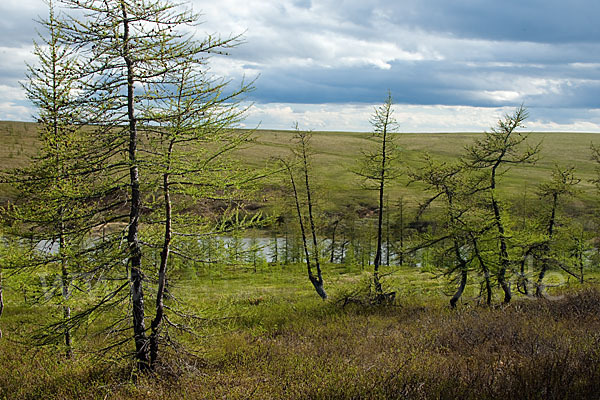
(0, 121), (39, 168)
(1, 261), (600, 399)
(2, 121), (600, 215)
(234, 129), (600, 212)
(2, 121), (600, 398)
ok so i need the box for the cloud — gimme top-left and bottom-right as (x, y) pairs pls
(379, 0), (600, 44)
(242, 103), (600, 133)
(190, 0), (600, 113)
(0, 102), (32, 121)
(0, 0), (45, 47)
(0, 0), (599, 133)
(0, 46), (37, 80)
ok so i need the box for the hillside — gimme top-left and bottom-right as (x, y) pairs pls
(2, 120), (599, 215)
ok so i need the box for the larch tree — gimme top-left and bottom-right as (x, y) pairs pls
(355, 92), (400, 297)
(534, 165), (580, 297)
(142, 65), (254, 367)
(410, 155), (472, 308)
(24, 0), (252, 369)
(464, 106), (539, 303)
(1, 0), (93, 357)
(281, 126), (327, 300)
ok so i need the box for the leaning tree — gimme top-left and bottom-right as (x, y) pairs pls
(280, 126), (327, 300)
(464, 106), (539, 303)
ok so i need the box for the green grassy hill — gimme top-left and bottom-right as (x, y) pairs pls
(2, 121), (599, 215)
(0, 121), (39, 169)
(234, 128), (600, 216)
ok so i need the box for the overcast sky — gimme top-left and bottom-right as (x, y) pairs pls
(1, 0), (600, 132)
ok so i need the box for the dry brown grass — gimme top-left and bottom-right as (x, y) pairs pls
(2, 288), (599, 399)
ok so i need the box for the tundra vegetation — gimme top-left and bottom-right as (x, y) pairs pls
(0, 0), (600, 398)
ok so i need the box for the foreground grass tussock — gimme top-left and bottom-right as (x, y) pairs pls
(1, 287), (600, 399)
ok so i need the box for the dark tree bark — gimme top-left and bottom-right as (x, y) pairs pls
(450, 252), (468, 309)
(470, 233), (492, 306)
(299, 134), (327, 299)
(398, 198), (404, 266)
(149, 140), (174, 368)
(385, 197), (390, 266)
(490, 166), (512, 304)
(330, 220), (338, 263)
(283, 159), (326, 300)
(448, 194), (468, 308)
(59, 227), (72, 358)
(536, 193), (558, 297)
(121, 3), (148, 369)
(340, 239), (348, 264)
(519, 247), (533, 296)
(372, 128), (387, 294)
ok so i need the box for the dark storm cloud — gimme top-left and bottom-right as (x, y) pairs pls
(250, 57), (600, 110)
(192, 0), (600, 111)
(384, 0), (600, 44)
(1, 0), (599, 131)
(311, 0), (600, 44)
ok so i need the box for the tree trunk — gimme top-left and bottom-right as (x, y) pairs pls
(329, 220), (338, 263)
(449, 239), (468, 308)
(122, 4), (148, 370)
(373, 120), (390, 295)
(535, 259), (549, 298)
(340, 239), (348, 264)
(309, 276), (327, 300)
(60, 233), (72, 358)
(471, 233), (492, 306)
(150, 142), (174, 369)
(301, 141), (327, 300)
(578, 239), (584, 284)
(490, 167), (511, 303)
(373, 177), (385, 294)
(385, 196), (390, 266)
(57, 116), (72, 358)
(450, 263), (468, 309)
(399, 198), (404, 266)
(285, 162), (326, 300)
(536, 193), (558, 297)
(519, 248), (531, 296)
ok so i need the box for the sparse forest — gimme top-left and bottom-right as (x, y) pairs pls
(1, 0), (600, 399)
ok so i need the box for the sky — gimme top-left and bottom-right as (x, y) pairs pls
(1, 0), (599, 132)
